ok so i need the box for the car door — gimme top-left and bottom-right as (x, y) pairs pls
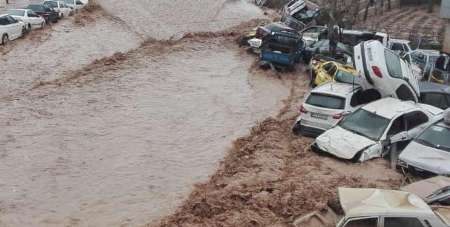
(28, 12), (41, 25)
(340, 216), (380, 227)
(5, 16), (19, 39)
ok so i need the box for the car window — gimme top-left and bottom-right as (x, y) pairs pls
(44, 1), (58, 8)
(388, 116), (406, 136)
(405, 111), (428, 130)
(306, 93), (346, 110)
(0, 17), (9, 25)
(335, 70), (356, 84)
(6, 16), (17, 24)
(343, 217), (378, 227)
(391, 43), (404, 52)
(396, 84), (416, 101)
(385, 49), (403, 78)
(384, 217), (424, 227)
(412, 52), (426, 66)
(350, 89), (381, 107)
(8, 10), (25, 16)
(421, 93), (449, 110)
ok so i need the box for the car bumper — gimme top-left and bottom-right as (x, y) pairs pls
(292, 120), (325, 138)
(397, 159), (440, 176)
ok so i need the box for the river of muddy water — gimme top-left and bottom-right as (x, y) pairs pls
(0, 39), (290, 226)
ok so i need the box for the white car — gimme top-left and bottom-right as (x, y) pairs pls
(312, 98), (442, 162)
(0, 14), (26, 45)
(64, 0), (85, 11)
(354, 40), (420, 102)
(44, 0), (73, 18)
(398, 117), (450, 176)
(7, 9), (45, 30)
(292, 82), (380, 137)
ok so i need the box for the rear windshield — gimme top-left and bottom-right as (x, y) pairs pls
(306, 93), (345, 109)
(384, 49), (403, 78)
(8, 10), (25, 16)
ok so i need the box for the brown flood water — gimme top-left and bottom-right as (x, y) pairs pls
(0, 40), (290, 226)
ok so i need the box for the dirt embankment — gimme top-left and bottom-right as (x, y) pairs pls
(148, 68), (402, 226)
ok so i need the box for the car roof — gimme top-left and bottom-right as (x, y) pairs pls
(311, 82), (360, 98)
(0, 14), (9, 18)
(339, 188), (434, 217)
(419, 82), (450, 94)
(362, 97), (420, 119)
(7, 9), (26, 11)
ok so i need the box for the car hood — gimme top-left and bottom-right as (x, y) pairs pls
(315, 126), (376, 159)
(401, 176), (450, 201)
(399, 141), (450, 175)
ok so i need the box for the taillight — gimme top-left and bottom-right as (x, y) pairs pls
(299, 105), (308, 114)
(371, 66), (383, 78)
(333, 113), (343, 119)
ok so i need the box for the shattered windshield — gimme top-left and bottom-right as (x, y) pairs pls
(339, 108), (390, 141)
(415, 124), (450, 152)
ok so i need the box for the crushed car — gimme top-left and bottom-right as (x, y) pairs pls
(260, 31), (305, 69)
(398, 109), (450, 176)
(312, 97), (443, 162)
(354, 40), (420, 102)
(409, 49), (440, 77)
(292, 82), (380, 137)
(281, 0), (320, 31)
(303, 39), (353, 64)
(336, 187), (450, 227)
(310, 59), (358, 87)
(402, 176), (450, 205)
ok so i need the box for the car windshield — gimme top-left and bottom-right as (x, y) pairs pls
(339, 108), (390, 140)
(28, 5), (42, 11)
(306, 93), (345, 109)
(335, 70), (356, 84)
(384, 49), (403, 78)
(64, 0), (74, 4)
(7, 10), (25, 16)
(415, 124), (450, 152)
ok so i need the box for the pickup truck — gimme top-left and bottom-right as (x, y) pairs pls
(260, 31), (305, 69)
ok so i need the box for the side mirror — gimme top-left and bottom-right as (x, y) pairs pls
(390, 131), (408, 143)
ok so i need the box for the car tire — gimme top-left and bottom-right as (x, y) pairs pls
(41, 21), (46, 29)
(1, 34), (9, 45)
(292, 122), (303, 135)
(21, 27), (26, 36)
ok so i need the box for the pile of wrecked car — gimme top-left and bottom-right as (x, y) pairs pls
(243, 1), (450, 223)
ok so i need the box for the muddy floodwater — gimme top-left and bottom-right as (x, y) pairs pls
(0, 39), (289, 226)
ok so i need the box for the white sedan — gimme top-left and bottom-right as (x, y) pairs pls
(44, 1), (73, 18)
(312, 98), (442, 162)
(0, 14), (26, 45)
(7, 9), (45, 31)
(354, 40), (420, 102)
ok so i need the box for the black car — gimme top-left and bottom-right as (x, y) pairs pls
(419, 82), (450, 110)
(26, 4), (59, 23)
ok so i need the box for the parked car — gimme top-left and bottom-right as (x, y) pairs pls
(26, 4), (59, 23)
(7, 9), (45, 30)
(310, 59), (359, 87)
(402, 176), (450, 205)
(292, 82), (380, 137)
(354, 40), (420, 102)
(43, 1), (72, 18)
(303, 39), (353, 64)
(312, 98), (443, 162)
(410, 49), (440, 77)
(337, 187), (450, 227)
(388, 38), (413, 56)
(64, 0), (85, 11)
(419, 82), (450, 110)
(398, 117), (450, 176)
(260, 31), (305, 69)
(0, 14), (26, 45)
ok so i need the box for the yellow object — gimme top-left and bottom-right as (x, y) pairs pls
(312, 61), (358, 87)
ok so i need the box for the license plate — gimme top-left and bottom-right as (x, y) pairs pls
(311, 113), (328, 120)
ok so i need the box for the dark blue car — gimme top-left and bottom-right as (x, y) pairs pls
(260, 31), (305, 69)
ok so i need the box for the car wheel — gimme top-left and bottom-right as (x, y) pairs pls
(21, 27), (26, 36)
(27, 24), (32, 32)
(41, 21), (46, 29)
(1, 34), (9, 45)
(292, 122), (303, 135)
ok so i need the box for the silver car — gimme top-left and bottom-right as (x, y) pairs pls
(398, 119), (450, 175)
